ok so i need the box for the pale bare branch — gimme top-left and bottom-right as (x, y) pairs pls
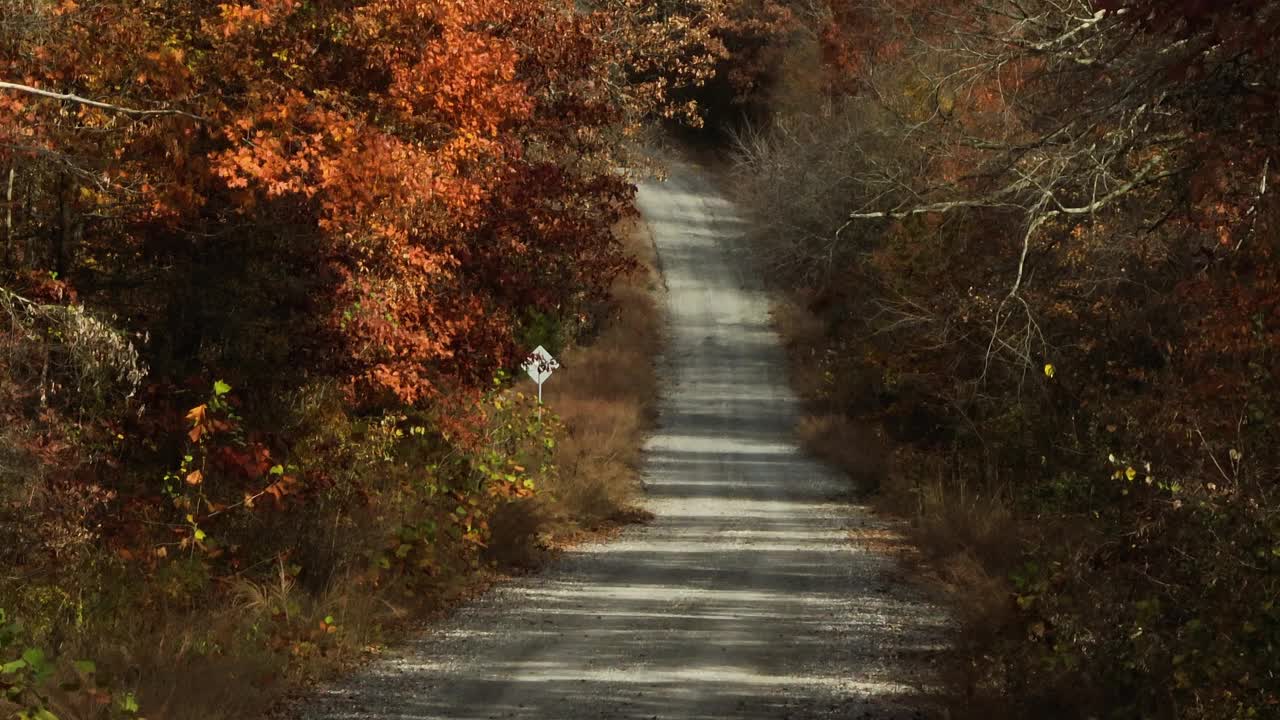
(0, 80), (206, 122)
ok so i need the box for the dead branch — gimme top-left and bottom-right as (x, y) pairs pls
(0, 80), (206, 122)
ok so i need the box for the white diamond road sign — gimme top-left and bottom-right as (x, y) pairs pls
(522, 345), (559, 403)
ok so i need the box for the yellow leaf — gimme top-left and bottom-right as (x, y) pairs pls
(1125, 466), (1137, 481)
(1043, 363), (1056, 378)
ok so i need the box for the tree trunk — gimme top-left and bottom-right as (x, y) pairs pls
(3, 164), (13, 269)
(54, 173), (74, 279)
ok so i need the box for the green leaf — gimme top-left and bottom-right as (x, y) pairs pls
(269, 464), (284, 476)
(118, 692), (140, 713)
(0, 658), (26, 674)
(213, 380), (232, 396)
(21, 647), (45, 669)
(73, 659), (96, 675)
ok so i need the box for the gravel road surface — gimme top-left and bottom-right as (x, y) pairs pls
(302, 161), (947, 720)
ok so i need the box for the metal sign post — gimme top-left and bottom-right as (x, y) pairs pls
(522, 345), (559, 405)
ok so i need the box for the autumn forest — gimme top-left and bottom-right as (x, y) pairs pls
(1, 0), (1278, 718)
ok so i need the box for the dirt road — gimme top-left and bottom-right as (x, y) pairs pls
(303, 161), (946, 720)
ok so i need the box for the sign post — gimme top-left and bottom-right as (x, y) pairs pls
(522, 345), (559, 405)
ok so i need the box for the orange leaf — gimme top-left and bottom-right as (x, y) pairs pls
(186, 403), (207, 424)
(185, 469), (204, 485)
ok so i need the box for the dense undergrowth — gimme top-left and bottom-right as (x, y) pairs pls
(728, 1), (1280, 718)
(0, 217), (661, 720)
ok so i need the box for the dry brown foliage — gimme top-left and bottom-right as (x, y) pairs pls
(538, 218), (664, 535)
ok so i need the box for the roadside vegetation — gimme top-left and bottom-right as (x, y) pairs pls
(0, 220), (661, 720)
(539, 219), (664, 541)
(725, 1), (1280, 718)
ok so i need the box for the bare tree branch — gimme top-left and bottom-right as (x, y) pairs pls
(0, 80), (206, 122)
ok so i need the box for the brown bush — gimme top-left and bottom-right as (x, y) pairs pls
(540, 218), (663, 533)
(484, 498), (553, 570)
(796, 413), (887, 493)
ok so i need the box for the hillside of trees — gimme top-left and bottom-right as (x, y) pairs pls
(730, 1), (1280, 717)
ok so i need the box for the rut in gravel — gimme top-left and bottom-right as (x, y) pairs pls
(301, 160), (948, 720)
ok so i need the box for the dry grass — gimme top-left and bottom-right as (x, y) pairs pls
(797, 413), (887, 493)
(769, 296), (828, 398)
(485, 497), (554, 569)
(884, 454), (1020, 659)
(44, 560), (398, 720)
(772, 296), (889, 494)
(539, 218), (663, 533)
